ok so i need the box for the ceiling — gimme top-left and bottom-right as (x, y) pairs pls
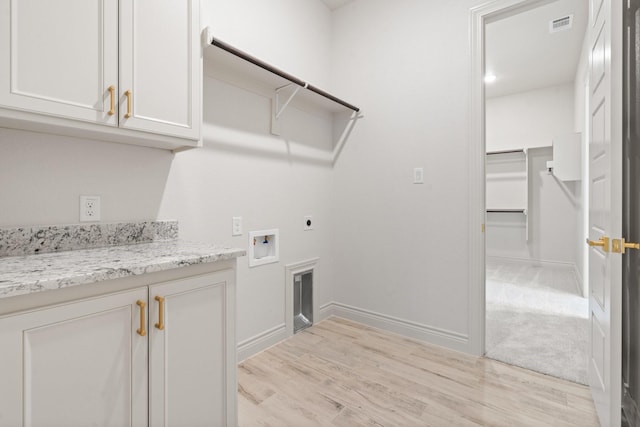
(485, 0), (588, 98)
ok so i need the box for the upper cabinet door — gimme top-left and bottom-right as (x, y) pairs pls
(119, 0), (201, 140)
(0, 0), (118, 125)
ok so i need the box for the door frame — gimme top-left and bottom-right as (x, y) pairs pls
(468, 0), (557, 357)
(470, 0), (624, 423)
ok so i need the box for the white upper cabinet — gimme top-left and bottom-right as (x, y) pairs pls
(119, 0), (200, 139)
(0, 0), (118, 125)
(0, 0), (201, 150)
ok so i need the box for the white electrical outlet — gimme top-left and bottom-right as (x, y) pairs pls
(414, 167), (424, 184)
(232, 216), (242, 236)
(304, 216), (313, 231)
(80, 195), (101, 222)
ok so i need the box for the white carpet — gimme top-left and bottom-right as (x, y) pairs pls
(485, 261), (589, 385)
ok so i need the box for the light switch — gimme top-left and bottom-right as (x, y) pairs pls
(414, 168), (424, 184)
(232, 216), (242, 236)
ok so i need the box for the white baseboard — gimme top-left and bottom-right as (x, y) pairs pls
(237, 323), (287, 363)
(238, 303), (470, 363)
(319, 302), (468, 353)
(487, 255), (575, 269)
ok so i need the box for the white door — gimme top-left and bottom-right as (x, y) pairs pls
(587, 0), (623, 425)
(119, 0), (201, 140)
(0, 0), (118, 125)
(0, 288), (148, 426)
(149, 270), (237, 427)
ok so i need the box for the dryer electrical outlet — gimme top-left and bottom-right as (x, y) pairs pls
(304, 216), (313, 231)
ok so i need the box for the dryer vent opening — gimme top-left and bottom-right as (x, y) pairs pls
(293, 270), (313, 333)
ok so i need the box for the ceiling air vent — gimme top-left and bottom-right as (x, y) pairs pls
(549, 15), (573, 33)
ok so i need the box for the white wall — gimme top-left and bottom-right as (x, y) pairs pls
(328, 0), (484, 350)
(0, 128), (173, 227)
(191, 0), (334, 357)
(201, 0), (332, 89)
(485, 84), (581, 269)
(159, 74), (336, 356)
(486, 84), (576, 151)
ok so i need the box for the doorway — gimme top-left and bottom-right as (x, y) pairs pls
(480, 0), (590, 384)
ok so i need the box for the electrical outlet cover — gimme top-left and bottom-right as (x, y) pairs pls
(232, 216), (242, 236)
(80, 195), (101, 222)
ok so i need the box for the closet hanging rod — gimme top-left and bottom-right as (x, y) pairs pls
(486, 209), (526, 213)
(209, 36), (360, 113)
(486, 149), (525, 156)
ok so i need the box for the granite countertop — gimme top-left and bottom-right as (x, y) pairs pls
(0, 240), (245, 299)
(0, 221), (245, 299)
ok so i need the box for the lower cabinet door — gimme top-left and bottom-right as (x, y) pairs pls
(149, 269), (236, 427)
(0, 288), (149, 427)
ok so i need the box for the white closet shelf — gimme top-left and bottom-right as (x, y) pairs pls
(486, 149), (526, 156)
(485, 147), (530, 241)
(486, 209), (527, 213)
(203, 28), (360, 115)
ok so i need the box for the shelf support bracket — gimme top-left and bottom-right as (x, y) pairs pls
(271, 83), (306, 135)
(331, 110), (364, 165)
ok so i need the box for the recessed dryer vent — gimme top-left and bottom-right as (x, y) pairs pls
(293, 271), (313, 333)
(248, 229), (279, 267)
(285, 258), (319, 336)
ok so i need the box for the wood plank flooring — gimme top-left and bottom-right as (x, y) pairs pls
(238, 317), (599, 426)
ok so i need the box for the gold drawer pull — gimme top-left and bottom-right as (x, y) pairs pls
(155, 296), (165, 330)
(107, 85), (115, 116)
(125, 90), (132, 118)
(136, 300), (146, 336)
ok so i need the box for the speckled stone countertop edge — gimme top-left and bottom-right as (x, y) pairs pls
(0, 241), (246, 300)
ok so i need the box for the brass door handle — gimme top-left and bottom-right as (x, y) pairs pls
(107, 85), (115, 116)
(124, 90), (132, 118)
(155, 296), (165, 330)
(586, 236), (610, 252)
(136, 300), (146, 336)
(621, 238), (640, 254)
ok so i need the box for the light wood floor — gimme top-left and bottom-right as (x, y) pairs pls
(238, 317), (599, 426)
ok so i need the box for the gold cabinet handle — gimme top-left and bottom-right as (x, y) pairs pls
(586, 236), (610, 253)
(124, 90), (132, 118)
(155, 296), (165, 330)
(107, 85), (115, 116)
(136, 300), (146, 336)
